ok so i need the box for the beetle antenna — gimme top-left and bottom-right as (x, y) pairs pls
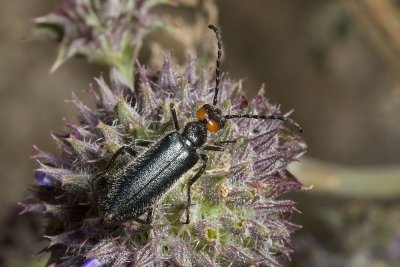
(208, 24), (222, 106)
(224, 114), (304, 133)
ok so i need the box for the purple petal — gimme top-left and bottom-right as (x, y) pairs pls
(159, 53), (178, 92)
(18, 202), (46, 215)
(81, 258), (101, 267)
(35, 171), (56, 187)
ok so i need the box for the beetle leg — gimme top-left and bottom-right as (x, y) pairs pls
(203, 144), (224, 151)
(129, 208), (153, 225)
(146, 208), (154, 224)
(203, 139), (236, 151)
(170, 103), (180, 131)
(215, 139), (237, 145)
(132, 217), (149, 225)
(92, 146), (139, 188)
(203, 139), (237, 151)
(129, 217), (146, 225)
(131, 139), (155, 147)
(183, 154), (208, 224)
(103, 146), (138, 173)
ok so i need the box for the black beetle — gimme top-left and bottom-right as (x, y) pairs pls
(93, 25), (303, 225)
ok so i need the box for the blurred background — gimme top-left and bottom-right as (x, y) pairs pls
(1, 0), (400, 266)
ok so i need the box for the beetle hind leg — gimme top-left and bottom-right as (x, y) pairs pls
(104, 146), (138, 172)
(146, 208), (154, 223)
(91, 146), (139, 193)
(183, 154), (208, 224)
(131, 208), (154, 225)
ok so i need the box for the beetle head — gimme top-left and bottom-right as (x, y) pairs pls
(196, 104), (226, 133)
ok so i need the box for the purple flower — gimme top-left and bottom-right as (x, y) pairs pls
(32, 0), (172, 87)
(22, 53), (306, 266)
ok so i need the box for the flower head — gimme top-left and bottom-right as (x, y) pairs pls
(24, 53), (306, 266)
(33, 0), (171, 86)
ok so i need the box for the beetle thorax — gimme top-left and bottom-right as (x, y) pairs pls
(182, 121), (207, 148)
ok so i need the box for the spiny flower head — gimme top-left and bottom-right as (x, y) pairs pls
(22, 54), (306, 266)
(33, 0), (172, 86)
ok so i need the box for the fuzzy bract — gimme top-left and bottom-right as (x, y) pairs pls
(33, 0), (171, 86)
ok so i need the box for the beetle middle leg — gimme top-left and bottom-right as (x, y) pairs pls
(130, 208), (154, 225)
(183, 154), (208, 224)
(215, 139), (237, 145)
(203, 144), (224, 151)
(203, 139), (236, 151)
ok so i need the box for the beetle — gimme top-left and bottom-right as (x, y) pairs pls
(93, 24), (303, 225)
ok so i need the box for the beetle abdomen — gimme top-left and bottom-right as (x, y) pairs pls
(96, 132), (199, 223)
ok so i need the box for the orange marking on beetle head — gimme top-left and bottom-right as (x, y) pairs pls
(196, 106), (208, 121)
(196, 104), (225, 132)
(206, 120), (220, 132)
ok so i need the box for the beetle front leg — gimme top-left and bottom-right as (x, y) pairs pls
(170, 103), (180, 131)
(203, 139), (237, 151)
(183, 154), (208, 224)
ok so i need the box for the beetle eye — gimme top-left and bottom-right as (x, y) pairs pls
(206, 120), (220, 132)
(196, 106), (208, 121)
